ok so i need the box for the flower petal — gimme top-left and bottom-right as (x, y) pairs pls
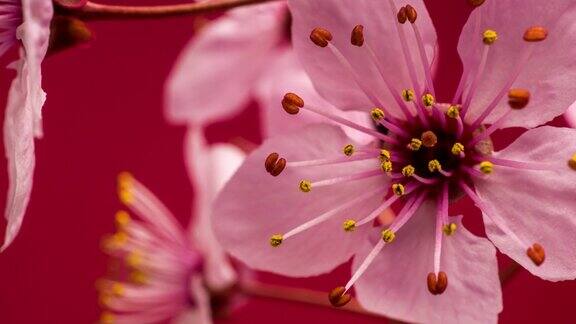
(354, 203), (502, 324)
(565, 101), (576, 127)
(458, 1), (576, 128)
(172, 276), (212, 324)
(212, 124), (387, 277)
(475, 126), (576, 281)
(288, 0), (436, 117)
(164, 2), (285, 126)
(185, 127), (243, 290)
(254, 48), (373, 144)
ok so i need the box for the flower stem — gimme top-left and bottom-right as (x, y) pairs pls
(65, 0), (279, 20)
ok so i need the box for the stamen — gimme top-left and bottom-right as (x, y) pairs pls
(390, 0), (422, 93)
(446, 105), (460, 119)
(443, 223), (457, 236)
(381, 161), (393, 173)
(265, 152), (287, 176)
(482, 29), (498, 45)
(397, 6), (407, 24)
(489, 157), (557, 171)
(270, 234), (283, 247)
(343, 220), (357, 232)
(350, 25), (364, 47)
(461, 31), (494, 116)
(305, 168), (386, 191)
(569, 154), (576, 171)
(405, 5), (417, 24)
(389, 190), (428, 232)
(329, 286), (352, 307)
(402, 165), (415, 177)
(422, 93), (435, 107)
(402, 89), (415, 102)
(281, 93), (304, 115)
(287, 153), (375, 168)
(356, 184), (420, 226)
(523, 26), (548, 42)
(527, 243), (545, 266)
(371, 108), (410, 137)
(299, 180), (312, 192)
(381, 229), (396, 243)
(412, 174), (439, 185)
(451, 143), (465, 156)
(380, 149), (392, 162)
(408, 5), (436, 95)
(479, 161), (493, 174)
(343, 144), (355, 156)
(341, 240), (386, 294)
(310, 27), (333, 47)
(427, 271), (448, 295)
(115, 210), (131, 230)
(370, 108), (385, 120)
(428, 159), (442, 173)
(408, 138), (422, 151)
(421, 131), (438, 148)
(392, 183), (405, 196)
(508, 88), (530, 109)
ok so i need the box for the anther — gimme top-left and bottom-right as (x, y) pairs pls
(381, 161), (393, 173)
(115, 210), (131, 229)
(380, 149), (391, 162)
(299, 180), (312, 193)
(422, 93), (435, 107)
(265, 153), (286, 177)
(428, 159), (442, 172)
(100, 311), (115, 324)
(467, 0), (485, 7)
(482, 29), (498, 45)
(508, 89), (530, 109)
(408, 138), (422, 151)
(351, 25), (364, 47)
(526, 243), (545, 266)
(523, 26), (548, 42)
(343, 220), (356, 232)
(392, 183), (405, 196)
(446, 105), (460, 118)
(265, 153), (279, 172)
(329, 286), (352, 307)
(343, 144), (355, 157)
(402, 165), (415, 177)
(405, 5), (417, 23)
(421, 131), (438, 148)
(451, 143), (465, 156)
(371, 108), (385, 120)
(443, 223), (457, 236)
(282, 93), (304, 115)
(568, 154), (576, 171)
(397, 6), (407, 24)
(270, 234), (283, 247)
(310, 27), (333, 47)
(427, 271), (448, 295)
(381, 229), (396, 243)
(479, 161), (493, 174)
(402, 89), (415, 102)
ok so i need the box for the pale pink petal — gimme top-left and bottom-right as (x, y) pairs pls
(475, 126), (576, 281)
(185, 127), (242, 290)
(172, 276), (212, 324)
(255, 48), (374, 144)
(212, 124), (387, 277)
(288, 0), (436, 117)
(2, 0), (52, 250)
(565, 101), (576, 127)
(458, 1), (576, 128)
(354, 203), (502, 324)
(164, 2), (285, 126)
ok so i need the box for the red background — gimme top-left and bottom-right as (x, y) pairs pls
(0, 0), (574, 323)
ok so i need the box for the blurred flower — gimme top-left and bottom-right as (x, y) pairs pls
(99, 147), (243, 324)
(0, 0), (52, 250)
(212, 0), (576, 323)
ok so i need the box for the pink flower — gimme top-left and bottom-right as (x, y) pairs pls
(212, 1), (576, 322)
(0, 0), (52, 250)
(99, 147), (243, 324)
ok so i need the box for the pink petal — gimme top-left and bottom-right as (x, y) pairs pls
(565, 101), (576, 127)
(212, 124), (387, 277)
(254, 48), (373, 144)
(172, 276), (212, 324)
(185, 128), (242, 290)
(458, 1), (576, 128)
(164, 2), (285, 126)
(2, 0), (52, 251)
(354, 202), (502, 324)
(288, 0), (436, 117)
(475, 126), (576, 281)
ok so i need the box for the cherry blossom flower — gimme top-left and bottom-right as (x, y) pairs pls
(212, 0), (576, 322)
(0, 0), (52, 250)
(98, 143), (244, 324)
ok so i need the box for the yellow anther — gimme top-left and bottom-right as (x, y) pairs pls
(381, 229), (396, 243)
(421, 131), (438, 148)
(392, 183), (405, 196)
(130, 271), (148, 285)
(114, 210), (131, 229)
(479, 161), (494, 174)
(343, 144), (355, 156)
(100, 311), (115, 324)
(446, 105), (460, 118)
(299, 180), (312, 192)
(451, 143), (465, 156)
(98, 292), (112, 307)
(343, 220), (357, 232)
(422, 93), (435, 107)
(117, 172), (134, 205)
(104, 231), (128, 251)
(110, 282), (125, 296)
(408, 138), (422, 151)
(428, 159), (442, 172)
(568, 154), (576, 171)
(402, 165), (415, 177)
(371, 108), (385, 120)
(381, 161), (393, 173)
(379, 149), (391, 162)
(270, 234), (283, 247)
(126, 251), (143, 268)
(483, 29), (498, 45)
(402, 89), (415, 102)
(443, 223), (457, 236)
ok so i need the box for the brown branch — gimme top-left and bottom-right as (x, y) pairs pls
(63, 0), (279, 20)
